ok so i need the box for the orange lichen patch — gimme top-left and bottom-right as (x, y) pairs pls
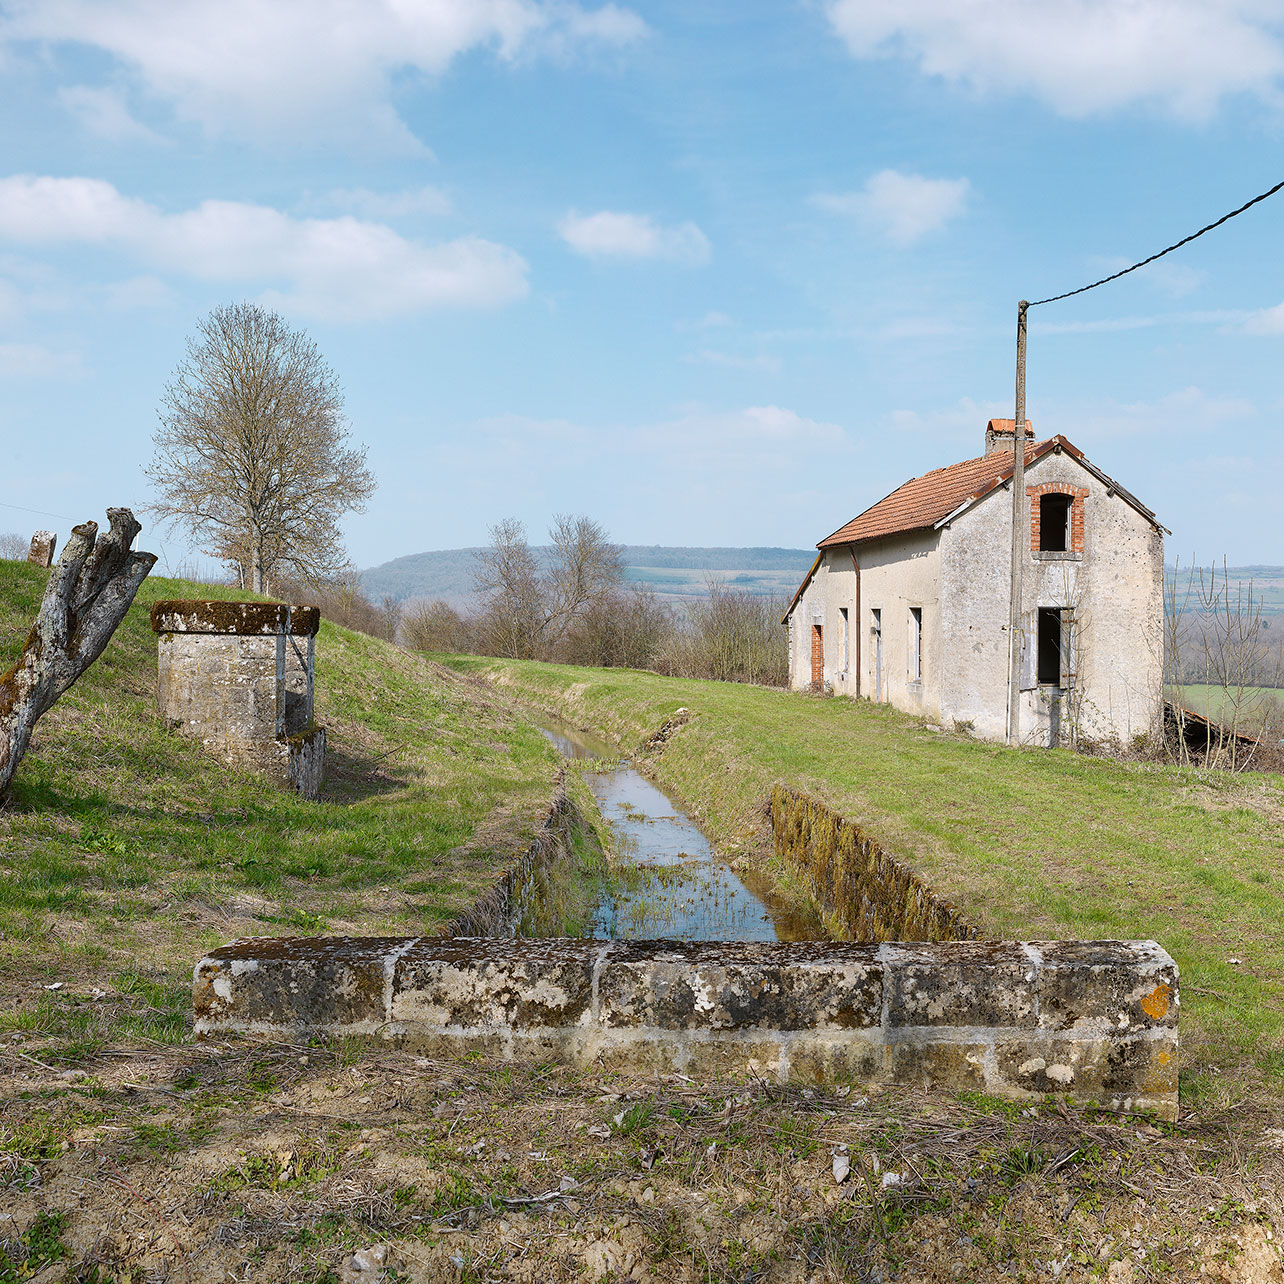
(1140, 982), (1173, 1021)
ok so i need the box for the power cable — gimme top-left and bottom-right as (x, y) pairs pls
(0, 499), (76, 522)
(1030, 177), (1284, 308)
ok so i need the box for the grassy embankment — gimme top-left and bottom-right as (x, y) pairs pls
(0, 558), (571, 1058)
(442, 655), (1284, 1097)
(2, 562), (1283, 1281)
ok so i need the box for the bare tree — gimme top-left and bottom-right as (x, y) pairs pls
(473, 515), (623, 660)
(403, 599), (474, 653)
(541, 514), (623, 648)
(0, 532), (28, 561)
(1164, 559), (1283, 769)
(1, 509), (155, 802)
(148, 303), (376, 593)
(474, 518), (544, 658)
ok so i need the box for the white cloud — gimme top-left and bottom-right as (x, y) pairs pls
(1243, 301), (1284, 334)
(101, 274), (176, 310)
(0, 175), (529, 321)
(825, 0), (1284, 120)
(417, 403), (850, 545)
(558, 210), (711, 264)
(3, 0), (646, 148)
(684, 349), (781, 374)
(57, 84), (165, 143)
(0, 342), (83, 378)
(813, 170), (970, 246)
(1086, 255), (1207, 298)
(887, 397), (1007, 439)
(1038, 309), (1245, 335)
(1041, 386), (1256, 440)
(323, 186), (452, 219)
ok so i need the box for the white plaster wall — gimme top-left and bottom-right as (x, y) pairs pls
(938, 450), (1163, 745)
(787, 535), (943, 723)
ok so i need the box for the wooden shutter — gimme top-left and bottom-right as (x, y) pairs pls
(1061, 612), (1077, 690)
(1019, 622), (1036, 690)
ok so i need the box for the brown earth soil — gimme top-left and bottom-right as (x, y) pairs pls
(3, 1036), (1283, 1284)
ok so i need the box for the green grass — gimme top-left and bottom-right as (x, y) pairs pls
(439, 654), (1284, 1087)
(0, 560), (565, 1060)
(1178, 683), (1283, 732)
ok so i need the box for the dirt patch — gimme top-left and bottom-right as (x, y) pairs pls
(3, 1037), (1282, 1283)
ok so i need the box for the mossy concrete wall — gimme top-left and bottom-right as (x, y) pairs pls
(771, 784), (976, 942)
(193, 936), (1178, 1119)
(441, 775), (576, 937)
(151, 599), (325, 798)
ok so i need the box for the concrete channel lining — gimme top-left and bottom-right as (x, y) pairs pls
(194, 937), (1178, 1119)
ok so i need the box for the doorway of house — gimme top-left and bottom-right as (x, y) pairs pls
(810, 623), (823, 690)
(872, 608), (883, 701)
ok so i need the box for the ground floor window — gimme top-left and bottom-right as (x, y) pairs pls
(1037, 607), (1065, 685)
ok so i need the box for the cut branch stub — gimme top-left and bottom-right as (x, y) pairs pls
(0, 507), (156, 802)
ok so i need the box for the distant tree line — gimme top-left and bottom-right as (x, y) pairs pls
(400, 515), (789, 687)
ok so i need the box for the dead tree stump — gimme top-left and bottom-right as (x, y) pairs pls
(0, 508), (156, 802)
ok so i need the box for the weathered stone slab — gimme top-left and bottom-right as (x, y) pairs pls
(194, 936), (394, 1035)
(597, 940), (883, 1031)
(26, 530), (56, 567)
(884, 941), (1037, 1028)
(392, 937), (600, 1029)
(150, 600), (320, 636)
(193, 937), (1179, 1118)
(1032, 940), (1179, 1033)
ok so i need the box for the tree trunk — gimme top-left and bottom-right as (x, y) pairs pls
(0, 508), (156, 802)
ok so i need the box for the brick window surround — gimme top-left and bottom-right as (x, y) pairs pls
(1027, 483), (1088, 554)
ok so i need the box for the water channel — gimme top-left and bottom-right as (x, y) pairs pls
(512, 717), (820, 942)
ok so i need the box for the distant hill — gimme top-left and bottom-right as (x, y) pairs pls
(361, 545), (819, 608)
(361, 549), (1284, 618)
(1167, 564), (1284, 619)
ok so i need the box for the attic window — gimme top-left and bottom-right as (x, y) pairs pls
(1038, 493), (1072, 551)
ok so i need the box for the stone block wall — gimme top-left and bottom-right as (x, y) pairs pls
(771, 784), (977, 942)
(151, 600), (325, 798)
(193, 936), (1179, 1119)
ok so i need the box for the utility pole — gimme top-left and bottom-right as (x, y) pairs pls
(1006, 300), (1029, 747)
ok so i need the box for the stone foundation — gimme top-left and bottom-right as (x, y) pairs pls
(193, 936), (1178, 1118)
(152, 600), (325, 798)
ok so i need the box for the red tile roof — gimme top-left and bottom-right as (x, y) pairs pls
(818, 437), (1062, 548)
(986, 418), (1033, 436)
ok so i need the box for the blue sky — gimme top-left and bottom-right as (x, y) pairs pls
(1, 0), (1282, 572)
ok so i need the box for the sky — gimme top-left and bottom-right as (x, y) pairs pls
(1, 0), (1283, 574)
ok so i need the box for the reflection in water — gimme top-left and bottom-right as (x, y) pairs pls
(525, 717), (819, 942)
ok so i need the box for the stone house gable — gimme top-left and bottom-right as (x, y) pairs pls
(784, 423), (1166, 748)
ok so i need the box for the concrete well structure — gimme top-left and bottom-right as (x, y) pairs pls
(151, 599), (325, 798)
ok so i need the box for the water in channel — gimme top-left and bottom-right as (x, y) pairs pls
(515, 717), (819, 942)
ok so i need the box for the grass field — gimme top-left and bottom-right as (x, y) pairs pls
(3, 560), (1284, 1279)
(0, 559), (567, 1060)
(441, 655), (1284, 1099)
(1178, 683), (1284, 733)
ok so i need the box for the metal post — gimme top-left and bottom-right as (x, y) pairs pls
(1006, 300), (1029, 746)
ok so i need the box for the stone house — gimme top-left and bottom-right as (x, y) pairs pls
(782, 419), (1167, 746)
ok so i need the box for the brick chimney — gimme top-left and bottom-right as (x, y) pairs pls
(985, 418), (1033, 456)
